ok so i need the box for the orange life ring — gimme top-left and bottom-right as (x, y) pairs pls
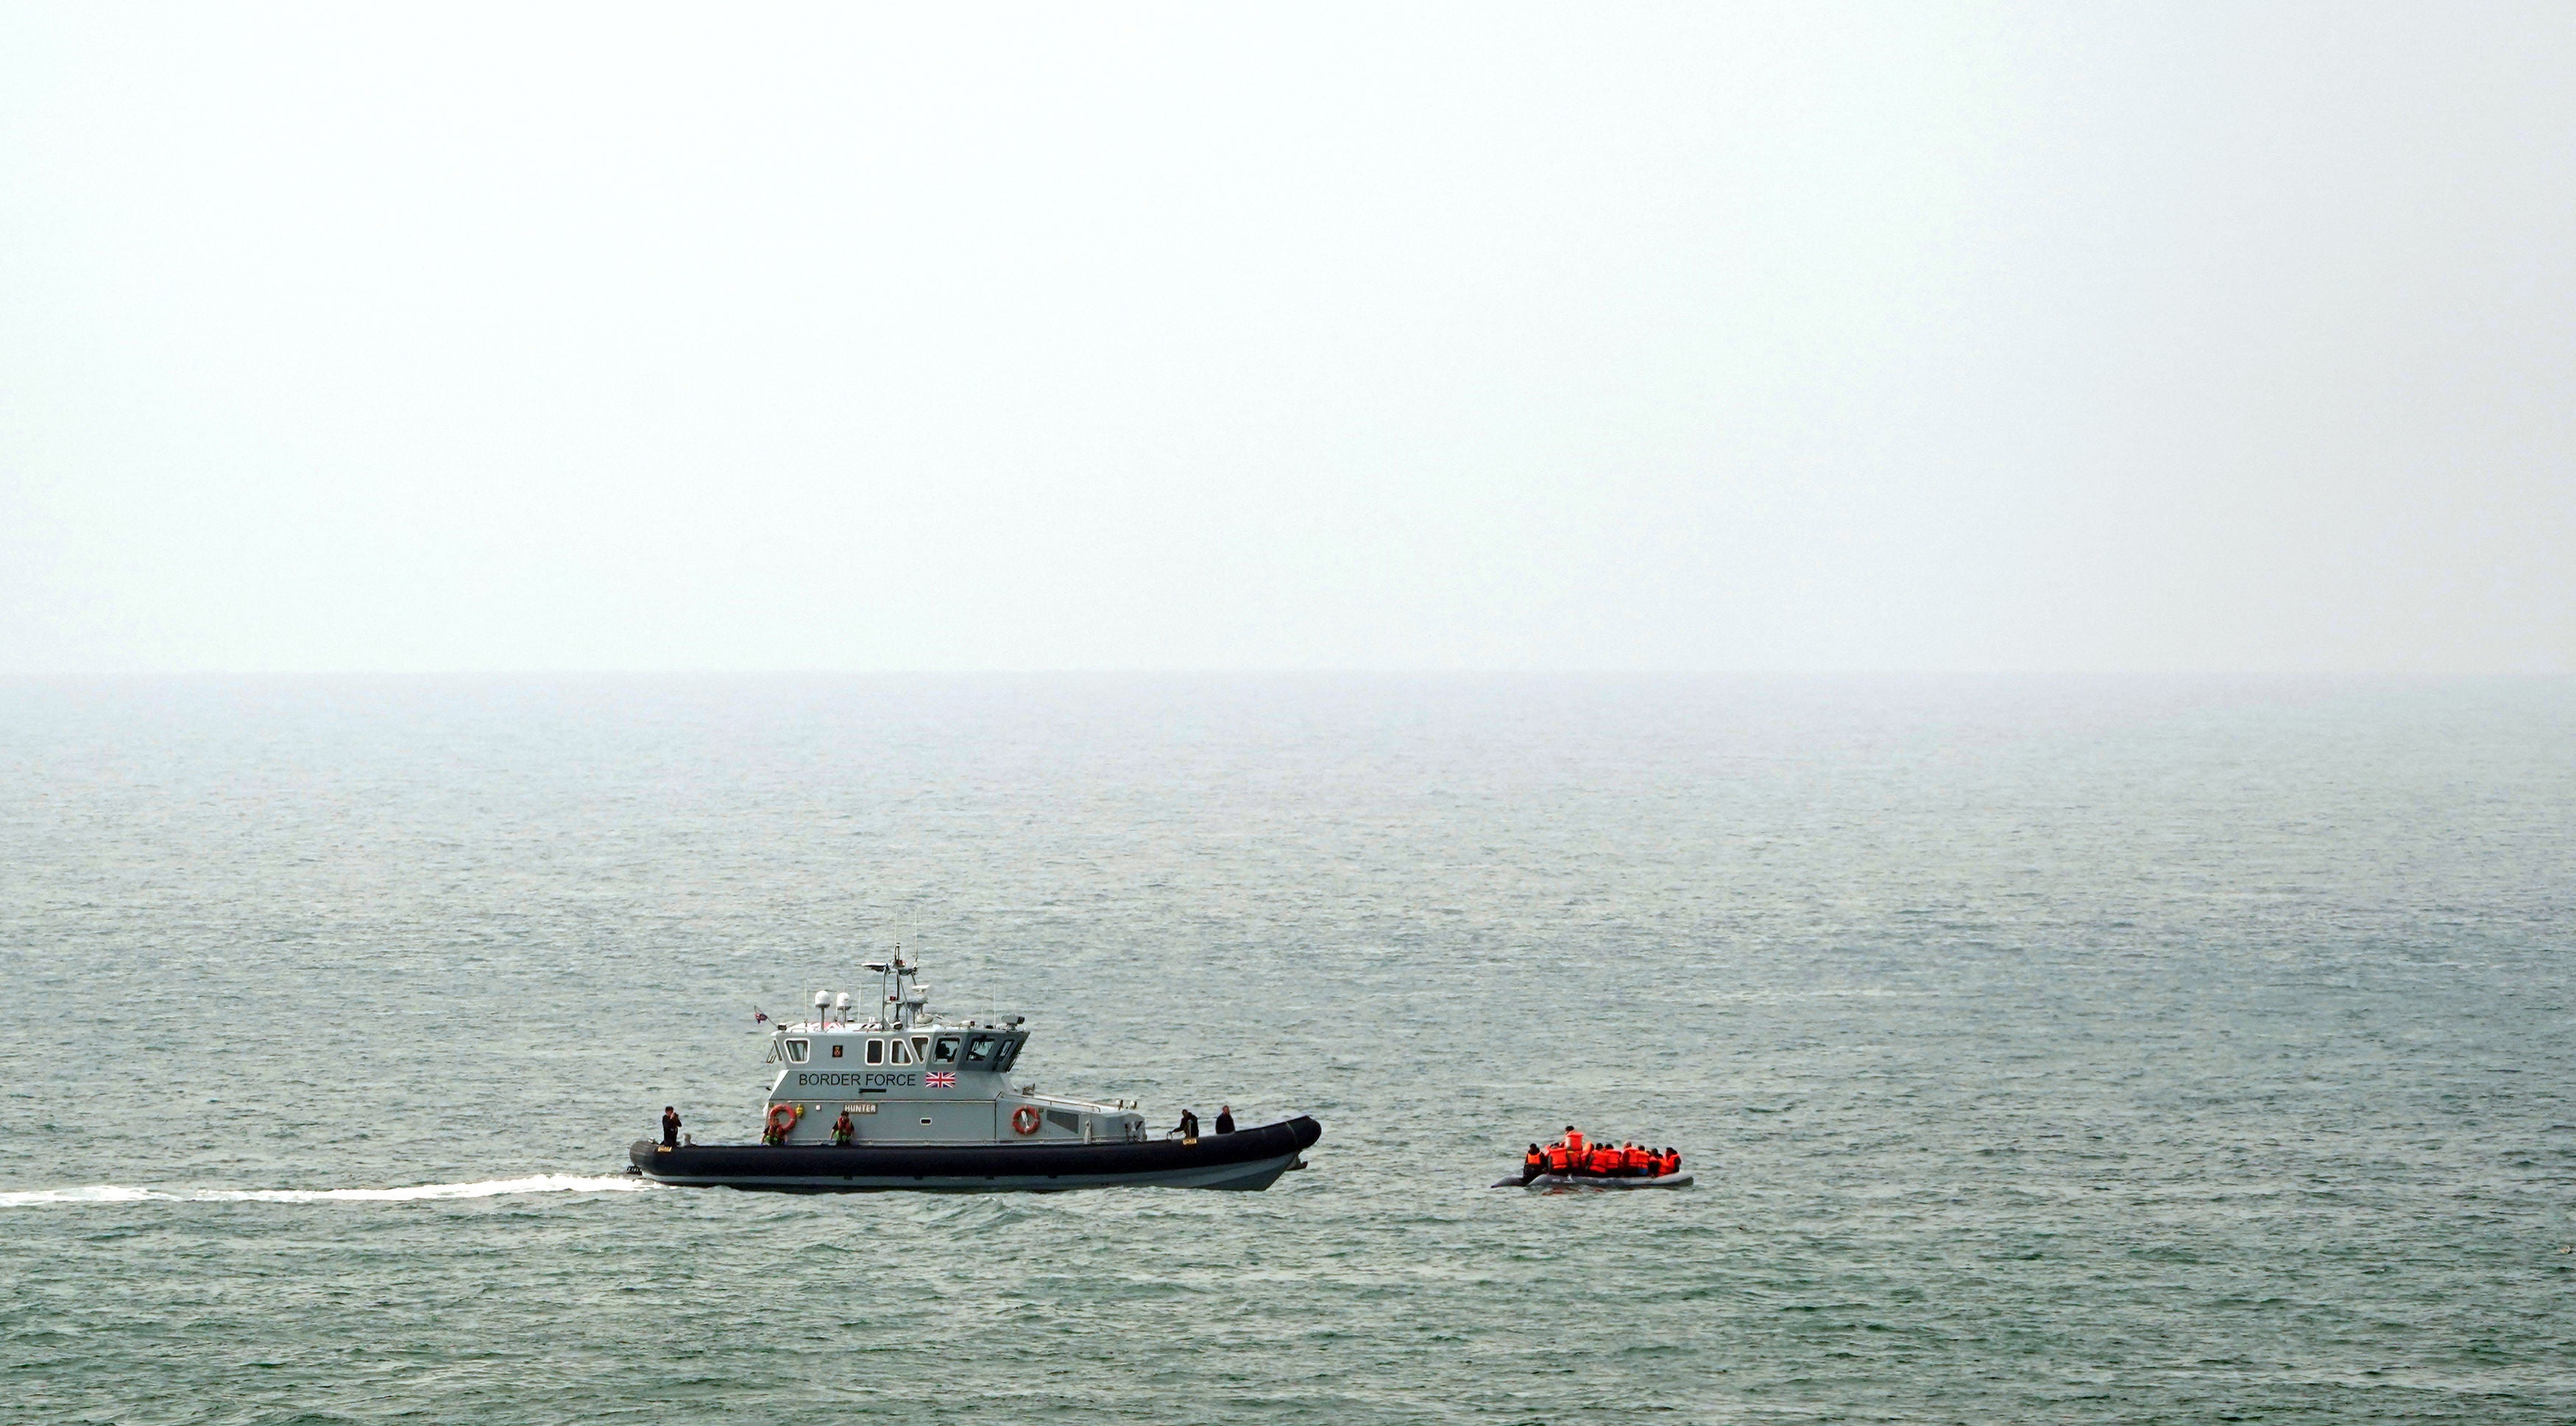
(765, 1103), (800, 1141)
(1011, 1105), (1041, 1136)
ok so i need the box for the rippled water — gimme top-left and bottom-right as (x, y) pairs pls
(2, 675), (2570, 1424)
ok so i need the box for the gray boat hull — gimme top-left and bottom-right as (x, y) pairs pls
(631, 1115), (1321, 1193)
(1491, 1171), (1695, 1190)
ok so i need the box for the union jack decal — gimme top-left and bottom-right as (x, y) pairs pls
(925, 1071), (957, 1087)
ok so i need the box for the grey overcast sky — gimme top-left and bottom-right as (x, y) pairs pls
(2, 4), (2570, 673)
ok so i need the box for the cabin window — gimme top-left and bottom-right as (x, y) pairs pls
(932, 1036), (960, 1064)
(784, 1040), (810, 1064)
(963, 1034), (997, 1067)
(911, 1036), (930, 1063)
(889, 1040), (912, 1065)
(1044, 1109), (1080, 1134)
(991, 1034), (1023, 1073)
(866, 1040), (885, 1065)
(830, 1043), (843, 1059)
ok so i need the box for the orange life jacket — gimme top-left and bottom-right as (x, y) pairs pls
(1658, 1151), (1679, 1176)
(1545, 1145), (1571, 1172)
(1565, 1130), (1587, 1156)
(1588, 1146), (1616, 1173)
(1523, 1149), (1543, 1171)
(1623, 1144), (1648, 1172)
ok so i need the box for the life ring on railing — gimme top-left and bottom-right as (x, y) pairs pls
(1011, 1106), (1042, 1136)
(765, 1103), (801, 1143)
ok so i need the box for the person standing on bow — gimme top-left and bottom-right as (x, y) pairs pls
(1214, 1105), (1235, 1134)
(661, 1106), (682, 1148)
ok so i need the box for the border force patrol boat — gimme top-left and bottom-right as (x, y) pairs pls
(629, 957), (1321, 1193)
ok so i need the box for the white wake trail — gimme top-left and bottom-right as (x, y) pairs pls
(0, 1174), (655, 1207)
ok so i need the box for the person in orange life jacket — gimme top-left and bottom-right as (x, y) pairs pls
(1214, 1105), (1234, 1135)
(1563, 1126), (1588, 1159)
(1544, 1141), (1573, 1174)
(1585, 1143), (1617, 1176)
(1660, 1147), (1681, 1176)
(1521, 1144), (1546, 1183)
(830, 1109), (854, 1146)
(1623, 1142), (1650, 1176)
(661, 1106), (682, 1148)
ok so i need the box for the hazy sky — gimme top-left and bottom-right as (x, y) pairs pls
(4, 4), (2570, 672)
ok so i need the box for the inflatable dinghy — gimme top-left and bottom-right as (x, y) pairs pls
(1492, 1171), (1694, 1190)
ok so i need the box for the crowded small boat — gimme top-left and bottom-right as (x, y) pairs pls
(1491, 1125), (1694, 1190)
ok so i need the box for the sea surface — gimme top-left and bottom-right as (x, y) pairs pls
(1, 675), (2570, 1425)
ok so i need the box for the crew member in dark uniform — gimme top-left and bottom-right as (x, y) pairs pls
(1214, 1105), (1235, 1134)
(1177, 1108), (1200, 1143)
(661, 1106), (682, 1147)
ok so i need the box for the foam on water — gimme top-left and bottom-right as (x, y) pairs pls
(0, 1175), (655, 1207)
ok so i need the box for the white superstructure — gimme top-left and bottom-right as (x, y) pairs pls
(760, 957), (1147, 1146)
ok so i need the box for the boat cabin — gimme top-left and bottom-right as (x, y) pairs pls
(771, 1026), (1027, 1074)
(760, 958), (1146, 1148)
